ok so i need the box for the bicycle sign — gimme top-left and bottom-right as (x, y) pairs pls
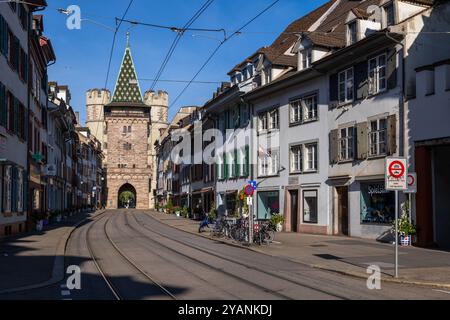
(385, 157), (407, 191)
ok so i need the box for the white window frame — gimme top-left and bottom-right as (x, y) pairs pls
(347, 21), (358, 45)
(269, 109), (279, 130)
(338, 68), (354, 104)
(302, 94), (318, 122)
(304, 143), (318, 172)
(258, 149), (279, 177)
(338, 126), (354, 161)
(384, 2), (396, 27)
(368, 118), (388, 157)
(258, 112), (268, 132)
(302, 48), (312, 69)
(368, 54), (387, 95)
(240, 148), (246, 177)
(217, 154), (224, 180)
(290, 145), (302, 173)
(290, 99), (302, 124)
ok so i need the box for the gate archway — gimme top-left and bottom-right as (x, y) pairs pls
(118, 183), (137, 209)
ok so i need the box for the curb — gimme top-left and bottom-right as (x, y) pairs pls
(0, 210), (106, 295)
(148, 211), (450, 291)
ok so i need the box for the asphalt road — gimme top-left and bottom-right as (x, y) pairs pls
(3, 209), (450, 300)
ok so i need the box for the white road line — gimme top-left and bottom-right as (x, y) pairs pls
(433, 289), (450, 295)
(60, 284), (67, 289)
(61, 290), (71, 296)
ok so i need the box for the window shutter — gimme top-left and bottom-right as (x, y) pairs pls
(234, 149), (239, 177)
(354, 61), (368, 100)
(23, 170), (28, 211)
(356, 122), (368, 160)
(329, 73), (338, 109)
(11, 167), (17, 212)
(0, 82), (6, 127)
(387, 48), (397, 90)
(13, 97), (19, 134)
(0, 16), (4, 55)
(244, 145), (249, 177)
(329, 129), (339, 165)
(387, 114), (397, 155)
(224, 154), (228, 179)
(14, 36), (20, 70)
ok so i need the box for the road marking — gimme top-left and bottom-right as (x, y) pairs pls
(61, 290), (71, 296)
(60, 284), (67, 289)
(433, 289), (450, 295)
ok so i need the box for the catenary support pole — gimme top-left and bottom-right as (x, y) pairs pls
(395, 190), (399, 278)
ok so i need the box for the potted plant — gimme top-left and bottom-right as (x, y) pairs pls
(392, 202), (417, 246)
(165, 199), (174, 215)
(270, 213), (285, 232)
(174, 206), (181, 217)
(181, 206), (189, 219)
(155, 203), (160, 212)
(208, 207), (217, 222)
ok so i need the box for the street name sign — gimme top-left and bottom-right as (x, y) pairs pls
(385, 157), (408, 191)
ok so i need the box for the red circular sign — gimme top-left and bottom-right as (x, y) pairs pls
(407, 174), (415, 186)
(389, 161), (405, 179)
(244, 185), (255, 197)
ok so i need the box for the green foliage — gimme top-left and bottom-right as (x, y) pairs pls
(392, 200), (417, 236)
(270, 214), (284, 227)
(165, 199), (174, 214)
(181, 206), (189, 218)
(208, 207), (217, 221)
(119, 191), (135, 206)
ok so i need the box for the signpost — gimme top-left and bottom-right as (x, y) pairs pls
(247, 181), (257, 245)
(385, 157), (408, 278)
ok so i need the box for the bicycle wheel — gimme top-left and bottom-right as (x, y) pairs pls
(264, 230), (275, 244)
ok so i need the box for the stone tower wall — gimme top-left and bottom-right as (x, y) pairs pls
(86, 89), (110, 161)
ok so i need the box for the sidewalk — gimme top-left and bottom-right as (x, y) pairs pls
(0, 211), (102, 293)
(147, 211), (450, 289)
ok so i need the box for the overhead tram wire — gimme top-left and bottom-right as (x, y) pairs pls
(92, 0), (134, 139)
(149, 0), (215, 92)
(165, 0), (281, 119)
(147, 0), (280, 126)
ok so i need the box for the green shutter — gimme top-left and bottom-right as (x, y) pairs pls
(0, 82), (6, 127)
(23, 170), (28, 211)
(234, 149), (239, 177)
(13, 97), (19, 134)
(11, 167), (17, 212)
(244, 145), (249, 177)
(224, 153), (228, 179)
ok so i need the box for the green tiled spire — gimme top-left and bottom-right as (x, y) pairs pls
(112, 33), (143, 104)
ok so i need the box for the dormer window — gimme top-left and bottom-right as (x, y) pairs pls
(348, 21), (357, 45)
(384, 2), (396, 26)
(301, 49), (312, 69)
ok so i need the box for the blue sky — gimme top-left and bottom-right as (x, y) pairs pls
(45, 0), (328, 124)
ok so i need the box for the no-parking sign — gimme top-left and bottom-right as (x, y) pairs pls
(405, 173), (417, 194)
(385, 157), (408, 191)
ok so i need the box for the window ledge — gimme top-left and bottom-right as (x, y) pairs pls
(257, 174), (280, 178)
(367, 154), (387, 160)
(338, 159), (354, 164)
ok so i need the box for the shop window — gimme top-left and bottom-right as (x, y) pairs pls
(360, 183), (395, 224)
(303, 190), (318, 223)
(225, 192), (237, 217)
(257, 191), (280, 220)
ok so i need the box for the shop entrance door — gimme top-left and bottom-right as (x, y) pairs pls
(290, 190), (299, 232)
(336, 186), (349, 236)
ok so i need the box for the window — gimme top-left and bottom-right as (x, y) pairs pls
(290, 145), (302, 173)
(123, 143), (132, 151)
(385, 2), (395, 26)
(305, 143), (318, 172)
(348, 21), (357, 45)
(339, 127), (354, 161)
(269, 109), (279, 130)
(3, 166), (11, 212)
(368, 54), (387, 95)
(17, 169), (23, 212)
(303, 190), (318, 223)
(258, 112), (268, 132)
(257, 191), (280, 220)
(291, 94), (318, 124)
(369, 118), (387, 156)
(338, 68), (354, 103)
(216, 155), (224, 180)
(122, 126), (132, 134)
(361, 183), (395, 224)
(258, 149), (279, 177)
(302, 49), (312, 69)
(240, 104), (249, 126)
(228, 151), (235, 178)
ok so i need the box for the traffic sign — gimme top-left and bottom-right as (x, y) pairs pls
(385, 157), (408, 191)
(244, 184), (255, 197)
(405, 172), (417, 194)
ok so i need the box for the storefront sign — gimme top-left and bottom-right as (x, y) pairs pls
(405, 173), (417, 194)
(385, 157), (407, 191)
